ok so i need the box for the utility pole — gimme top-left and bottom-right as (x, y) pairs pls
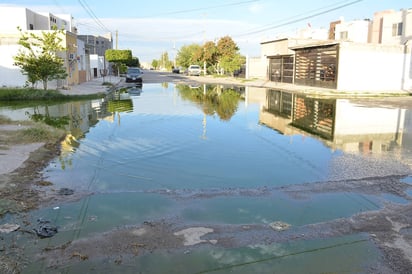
(203, 13), (207, 75)
(116, 30), (118, 50)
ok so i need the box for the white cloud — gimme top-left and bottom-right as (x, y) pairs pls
(249, 3), (263, 14)
(76, 17), (262, 61)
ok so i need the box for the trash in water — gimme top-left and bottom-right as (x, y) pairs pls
(58, 188), (74, 195)
(269, 221), (291, 231)
(0, 223), (20, 233)
(33, 218), (58, 238)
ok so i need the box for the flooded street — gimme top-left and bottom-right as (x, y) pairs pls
(1, 82), (412, 273)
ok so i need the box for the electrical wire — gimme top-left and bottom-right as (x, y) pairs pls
(77, 0), (111, 33)
(234, 0), (364, 38)
(138, 0), (260, 18)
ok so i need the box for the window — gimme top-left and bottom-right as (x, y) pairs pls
(392, 22), (403, 36)
(29, 24), (34, 30)
(340, 31), (348, 40)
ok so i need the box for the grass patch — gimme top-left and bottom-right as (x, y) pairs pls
(0, 115), (12, 124)
(0, 118), (65, 146)
(14, 125), (65, 143)
(0, 88), (105, 101)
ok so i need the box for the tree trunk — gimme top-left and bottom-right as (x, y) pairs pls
(42, 79), (48, 90)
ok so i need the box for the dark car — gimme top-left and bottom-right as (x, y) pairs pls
(125, 67), (143, 83)
(172, 67), (180, 73)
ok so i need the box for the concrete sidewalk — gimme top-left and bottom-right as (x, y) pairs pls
(59, 76), (122, 95)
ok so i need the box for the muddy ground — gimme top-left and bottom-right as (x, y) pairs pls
(1, 77), (412, 273)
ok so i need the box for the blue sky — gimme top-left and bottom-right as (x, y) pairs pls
(1, 0), (410, 63)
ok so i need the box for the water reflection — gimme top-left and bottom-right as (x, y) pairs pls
(176, 83), (243, 120)
(260, 89), (412, 162)
(2, 84), (412, 273)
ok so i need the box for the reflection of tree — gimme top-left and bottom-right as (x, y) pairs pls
(26, 105), (70, 128)
(177, 84), (241, 120)
(107, 100), (133, 113)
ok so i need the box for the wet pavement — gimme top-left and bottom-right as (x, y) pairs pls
(1, 74), (412, 273)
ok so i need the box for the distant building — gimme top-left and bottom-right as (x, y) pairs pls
(334, 19), (371, 43)
(0, 7), (74, 33)
(370, 8), (412, 45)
(77, 34), (113, 56)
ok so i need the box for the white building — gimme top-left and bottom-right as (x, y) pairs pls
(334, 19), (371, 43)
(370, 8), (412, 45)
(0, 7), (79, 88)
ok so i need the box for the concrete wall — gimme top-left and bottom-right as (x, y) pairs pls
(0, 35), (27, 87)
(0, 7), (31, 32)
(247, 57), (266, 79)
(335, 20), (371, 43)
(337, 42), (408, 91)
(335, 99), (405, 136)
(371, 9), (412, 45)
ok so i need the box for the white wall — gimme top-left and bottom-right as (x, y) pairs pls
(335, 20), (370, 43)
(0, 7), (30, 32)
(337, 42), (406, 91)
(0, 43), (27, 87)
(247, 57), (266, 79)
(334, 99), (405, 136)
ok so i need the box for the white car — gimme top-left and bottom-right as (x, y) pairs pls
(188, 65), (201, 76)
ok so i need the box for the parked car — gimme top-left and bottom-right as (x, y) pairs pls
(172, 67), (180, 73)
(187, 65), (201, 76)
(125, 67), (143, 83)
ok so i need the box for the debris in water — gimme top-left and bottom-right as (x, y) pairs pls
(269, 221), (291, 231)
(174, 227), (216, 246)
(33, 219), (58, 238)
(0, 223), (20, 233)
(58, 188), (74, 195)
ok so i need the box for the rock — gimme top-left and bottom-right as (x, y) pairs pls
(33, 219), (58, 238)
(0, 223), (20, 233)
(58, 188), (74, 195)
(174, 227), (215, 246)
(269, 221), (291, 231)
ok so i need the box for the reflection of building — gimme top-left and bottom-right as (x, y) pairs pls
(260, 90), (412, 161)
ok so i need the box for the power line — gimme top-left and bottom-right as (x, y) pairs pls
(77, 0), (111, 33)
(234, 0), (364, 38)
(139, 0), (260, 18)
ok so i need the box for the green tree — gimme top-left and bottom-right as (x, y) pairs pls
(126, 57), (140, 68)
(216, 36), (239, 58)
(151, 59), (159, 70)
(176, 44), (202, 69)
(216, 36), (243, 75)
(13, 26), (67, 90)
(105, 49), (133, 75)
(159, 51), (173, 70)
(202, 41), (219, 74)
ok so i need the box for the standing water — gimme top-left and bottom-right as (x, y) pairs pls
(1, 83), (412, 273)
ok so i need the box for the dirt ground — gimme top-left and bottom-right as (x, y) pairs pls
(1, 77), (412, 273)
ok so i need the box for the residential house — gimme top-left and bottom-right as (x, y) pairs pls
(256, 8), (412, 93)
(78, 34), (113, 78)
(0, 7), (80, 88)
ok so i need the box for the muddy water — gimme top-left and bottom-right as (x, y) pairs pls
(1, 84), (412, 273)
